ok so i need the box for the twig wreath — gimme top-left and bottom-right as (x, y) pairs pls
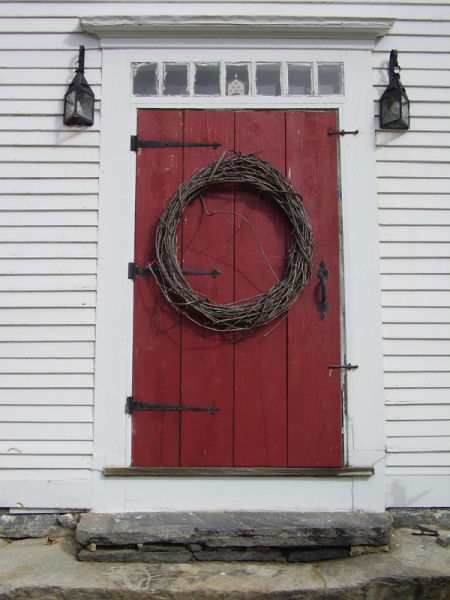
(153, 152), (313, 333)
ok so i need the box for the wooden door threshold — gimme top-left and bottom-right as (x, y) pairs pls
(103, 466), (374, 477)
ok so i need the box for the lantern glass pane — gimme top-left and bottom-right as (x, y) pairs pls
(194, 64), (220, 95)
(133, 64), (157, 96)
(64, 90), (76, 120)
(318, 64), (343, 95)
(77, 92), (94, 120)
(401, 95), (409, 122)
(256, 64), (281, 96)
(163, 64), (188, 96)
(288, 64), (312, 95)
(226, 64), (249, 95)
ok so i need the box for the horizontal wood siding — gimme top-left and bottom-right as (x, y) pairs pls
(372, 5), (450, 501)
(0, 0), (448, 508)
(0, 4), (100, 501)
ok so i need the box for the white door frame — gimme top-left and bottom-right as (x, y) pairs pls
(85, 15), (390, 512)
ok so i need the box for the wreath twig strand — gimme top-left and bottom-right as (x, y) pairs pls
(153, 152), (313, 333)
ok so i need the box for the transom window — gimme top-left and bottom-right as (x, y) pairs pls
(133, 62), (343, 97)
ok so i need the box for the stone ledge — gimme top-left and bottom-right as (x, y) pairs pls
(76, 511), (391, 561)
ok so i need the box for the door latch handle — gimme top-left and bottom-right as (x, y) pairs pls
(317, 260), (330, 320)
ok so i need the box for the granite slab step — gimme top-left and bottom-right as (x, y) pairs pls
(76, 511), (391, 550)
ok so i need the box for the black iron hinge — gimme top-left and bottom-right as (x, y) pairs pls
(131, 136), (221, 152)
(126, 397), (219, 415)
(128, 262), (221, 281)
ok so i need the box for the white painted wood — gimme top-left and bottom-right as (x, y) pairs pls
(0, 243), (97, 258)
(0, 373), (94, 388)
(1, 275), (96, 291)
(0, 325), (95, 342)
(0, 455), (92, 468)
(386, 404), (450, 421)
(386, 475), (450, 507)
(81, 15), (393, 39)
(388, 437), (450, 452)
(0, 440), (93, 454)
(0, 422), (92, 440)
(382, 290), (450, 307)
(386, 453), (450, 467)
(0, 358), (94, 374)
(0, 146), (99, 162)
(0, 259), (97, 274)
(384, 338), (450, 356)
(1, 179), (98, 195)
(0, 308), (96, 325)
(386, 421), (450, 437)
(0, 341), (94, 358)
(379, 211), (450, 227)
(380, 242), (450, 257)
(0, 388), (93, 405)
(1, 163), (99, 179)
(0, 291), (96, 308)
(381, 275), (450, 291)
(383, 307), (450, 323)
(384, 356), (450, 372)
(0, 480), (92, 509)
(385, 387), (450, 405)
(1, 214), (97, 228)
(0, 130), (100, 145)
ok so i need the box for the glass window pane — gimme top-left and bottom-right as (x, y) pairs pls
(163, 64), (188, 96)
(226, 64), (249, 96)
(288, 64), (312, 95)
(256, 63), (281, 96)
(318, 64), (343, 95)
(194, 63), (220, 95)
(133, 64), (158, 96)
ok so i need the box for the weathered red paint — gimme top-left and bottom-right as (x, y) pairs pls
(132, 109), (342, 467)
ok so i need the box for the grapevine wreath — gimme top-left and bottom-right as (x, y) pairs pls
(152, 152), (313, 333)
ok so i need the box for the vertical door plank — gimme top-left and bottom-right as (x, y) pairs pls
(233, 111), (288, 466)
(180, 110), (235, 466)
(286, 111), (342, 466)
(132, 109), (183, 466)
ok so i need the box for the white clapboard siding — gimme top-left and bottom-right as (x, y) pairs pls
(0, 388), (93, 405)
(385, 387), (450, 405)
(0, 258), (97, 274)
(0, 0), (448, 509)
(0, 440), (93, 454)
(0, 243), (97, 259)
(0, 358), (94, 374)
(382, 290), (450, 307)
(0, 291), (97, 308)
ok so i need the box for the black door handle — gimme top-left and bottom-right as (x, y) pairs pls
(317, 260), (329, 320)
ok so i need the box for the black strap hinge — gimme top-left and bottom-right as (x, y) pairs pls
(131, 135), (221, 152)
(129, 262), (221, 280)
(126, 396), (219, 415)
(328, 363), (359, 370)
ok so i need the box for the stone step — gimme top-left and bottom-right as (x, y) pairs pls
(76, 511), (391, 562)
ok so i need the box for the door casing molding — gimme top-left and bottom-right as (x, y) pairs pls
(92, 32), (386, 512)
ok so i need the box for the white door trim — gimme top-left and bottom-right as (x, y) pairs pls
(91, 28), (387, 512)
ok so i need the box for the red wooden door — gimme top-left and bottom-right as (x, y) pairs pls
(131, 109), (342, 468)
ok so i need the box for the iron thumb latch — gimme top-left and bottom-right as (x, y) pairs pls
(126, 397), (219, 415)
(328, 363), (359, 370)
(131, 136), (221, 152)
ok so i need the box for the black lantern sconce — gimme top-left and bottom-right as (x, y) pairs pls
(63, 46), (95, 127)
(380, 50), (410, 130)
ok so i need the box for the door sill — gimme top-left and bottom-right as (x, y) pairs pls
(103, 466), (374, 477)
